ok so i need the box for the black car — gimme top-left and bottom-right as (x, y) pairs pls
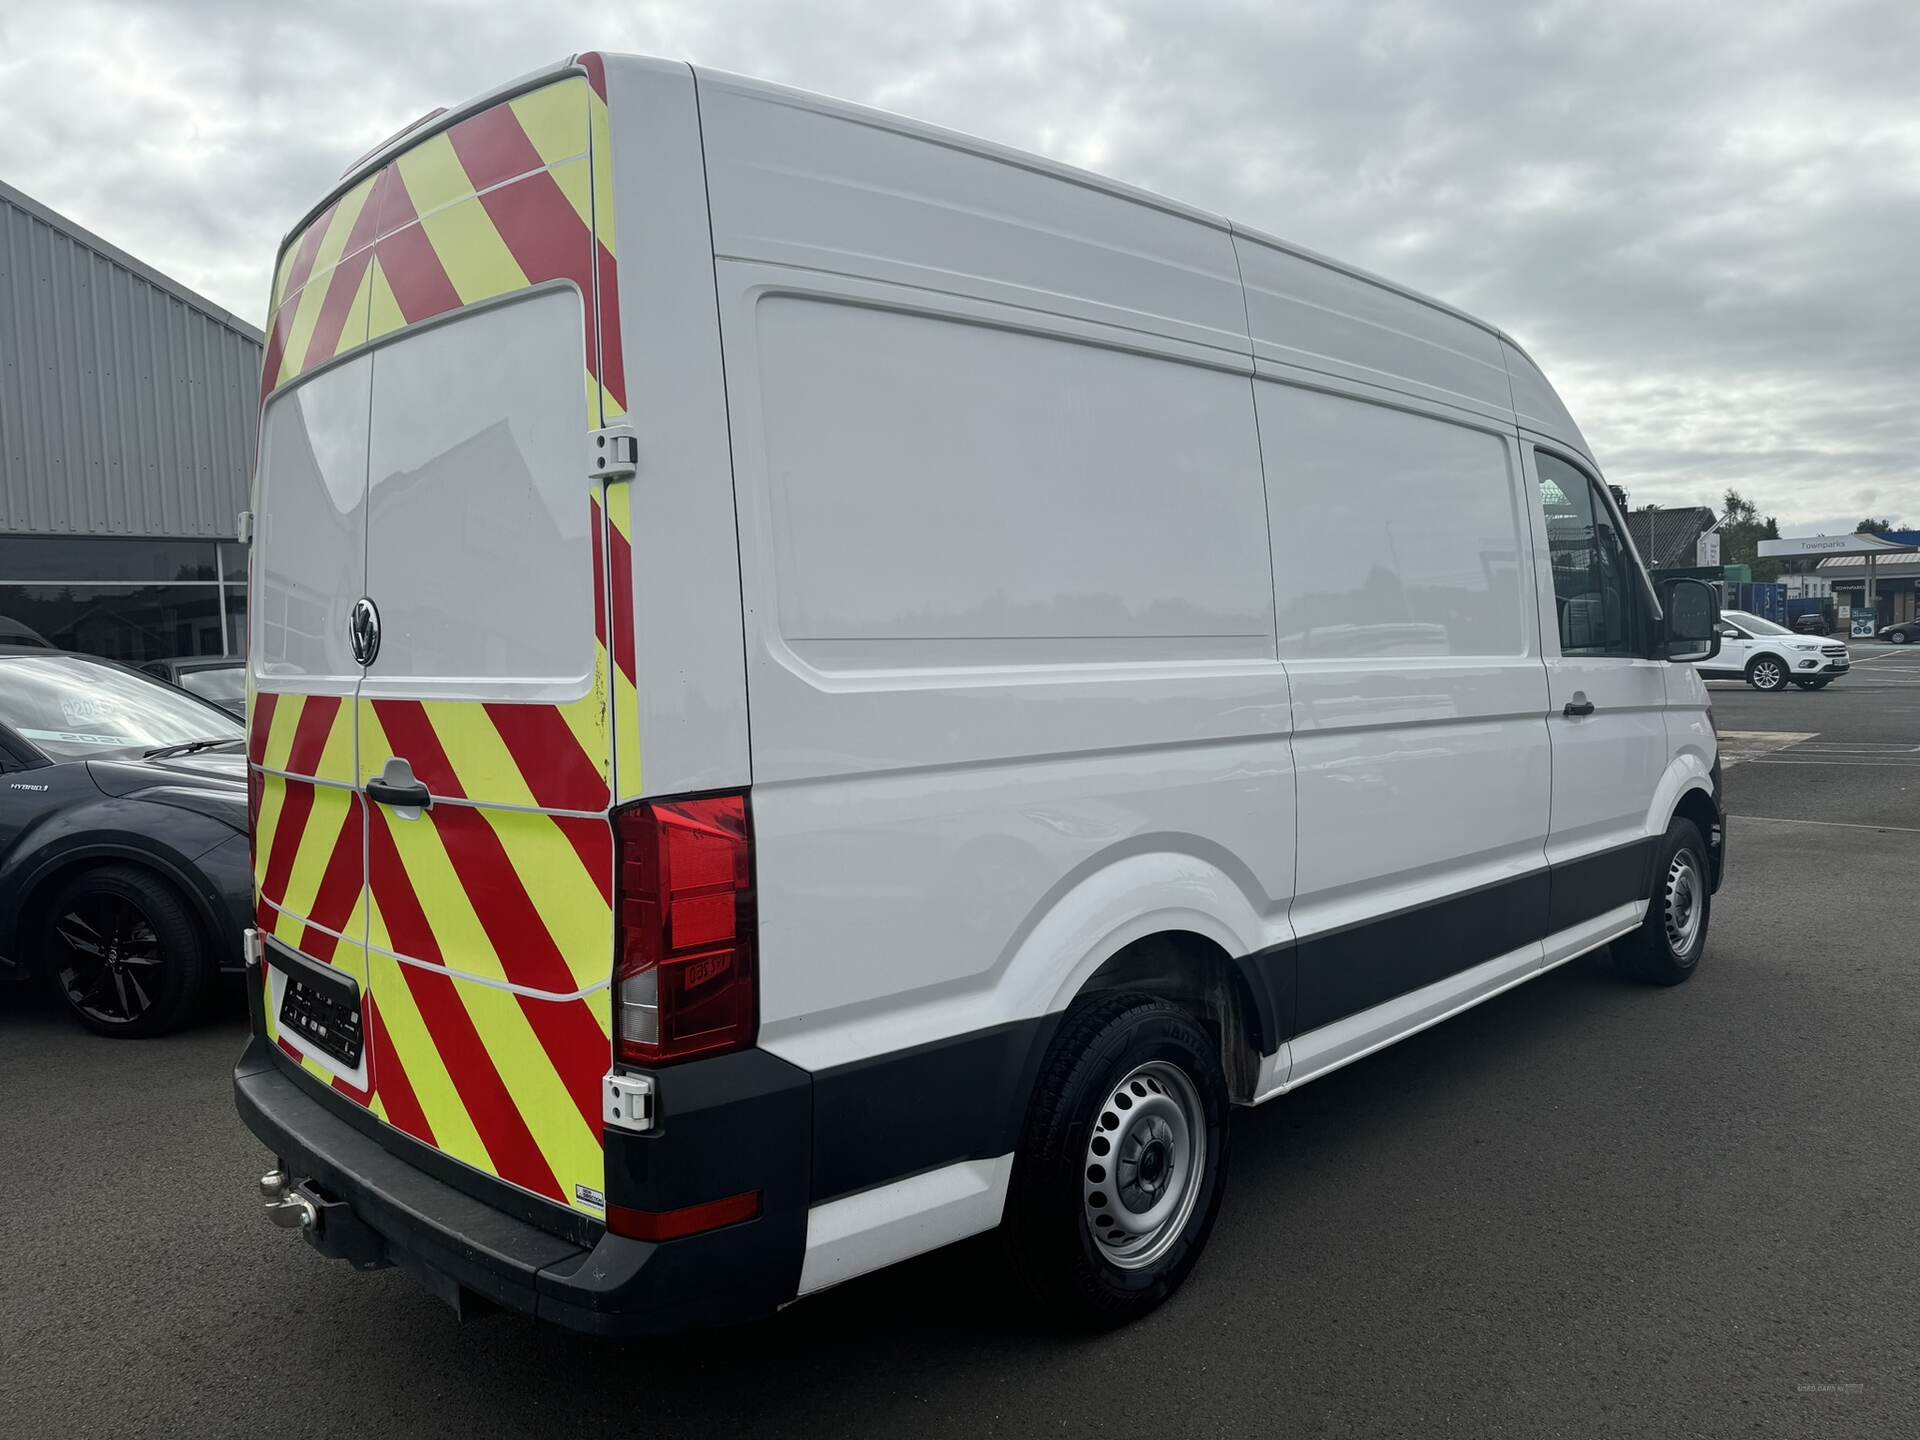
(0, 648), (251, 1036)
(1878, 620), (1916, 645)
(1791, 612), (1832, 635)
(140, 655), (247, 715)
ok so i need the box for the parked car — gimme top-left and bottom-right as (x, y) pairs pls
(1697, 609), (1850, 690)
(140, 655), (247, 715)
(236, 52), (1726, 1337)
(1877, 620), (1916, 645)
(1790, 612), (1832, 635)
(0, 648), (251, 1036)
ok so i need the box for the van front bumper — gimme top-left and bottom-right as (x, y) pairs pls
(233, 1032), (811, 1337)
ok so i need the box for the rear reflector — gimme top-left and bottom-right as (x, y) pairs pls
(614, 792), (756, 1066)
(607, 1191), (762, 1242)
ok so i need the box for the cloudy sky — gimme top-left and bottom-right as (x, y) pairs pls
(3, 0), (1916, 531)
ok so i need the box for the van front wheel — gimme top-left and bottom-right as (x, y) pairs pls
(1006, 992), (1230, 1328)
(1615, 818), (1711, 986)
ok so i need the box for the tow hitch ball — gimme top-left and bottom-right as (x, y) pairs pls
(259, 1168), (316, 1232)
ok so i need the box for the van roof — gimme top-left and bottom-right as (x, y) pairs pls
(285, 53), (1528, 360)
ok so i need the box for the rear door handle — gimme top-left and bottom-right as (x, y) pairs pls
(367, 777), (431, 809)
(367, 756), (431, 811)
(1563, 695), (1596, 718)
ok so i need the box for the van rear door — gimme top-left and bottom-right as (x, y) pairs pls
(357, 288), (615, 1218)
(250, 356), (375, 1107)
(251, 65), (627, 1221)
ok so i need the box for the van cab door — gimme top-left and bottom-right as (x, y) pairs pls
(1527, 446), (1670, 955)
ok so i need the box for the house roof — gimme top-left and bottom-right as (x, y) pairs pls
(1625, 506), (1717, 569)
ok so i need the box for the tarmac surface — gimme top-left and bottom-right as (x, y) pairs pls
(3, 647), (1916, 1437)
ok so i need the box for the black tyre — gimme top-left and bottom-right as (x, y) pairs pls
(41, 865), (209, 1037)
(1890, 628), (1912, 645)
(1615, 818), (1711, 986)
(1746, 655), (1788, 691)
(1006, 991), (1231, 1328)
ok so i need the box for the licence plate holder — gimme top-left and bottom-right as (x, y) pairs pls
(269, 943), (364, 1069)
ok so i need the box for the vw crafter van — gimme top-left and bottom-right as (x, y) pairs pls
(236, 52), (1726, 1333)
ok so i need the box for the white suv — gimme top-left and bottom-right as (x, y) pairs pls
(1699, 609), (1850, 690)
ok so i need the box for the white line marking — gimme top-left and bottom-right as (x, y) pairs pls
(1735, 814), (1920, 835)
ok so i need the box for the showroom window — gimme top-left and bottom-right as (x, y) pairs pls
(0, 536), (248, 665)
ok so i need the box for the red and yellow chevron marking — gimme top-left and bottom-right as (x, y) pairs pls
(356, 695), (613, 1212)
(605, 481), (643, 800)
(260, 71), (626, 427)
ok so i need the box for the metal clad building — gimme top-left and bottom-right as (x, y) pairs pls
(1, 178), (262, 661)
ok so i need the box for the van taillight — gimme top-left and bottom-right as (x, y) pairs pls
(614, 793), (756, 1066)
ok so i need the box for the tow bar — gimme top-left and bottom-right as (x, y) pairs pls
(259, 1169), (316, 1232)
(256, 1168), (390, 1270)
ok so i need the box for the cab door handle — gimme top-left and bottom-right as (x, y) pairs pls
(1563, 695), (1596, 718)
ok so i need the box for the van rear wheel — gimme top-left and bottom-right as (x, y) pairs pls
(1006, 992), (1230, 1328)
(1615, 818), (1711, 986)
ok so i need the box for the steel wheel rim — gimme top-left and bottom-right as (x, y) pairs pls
(53, 895), (163, 1025)
(1663, 850), (1703, 957)
(1082, 1060), (1206, 1271)
(1754, 660), (1782, 688)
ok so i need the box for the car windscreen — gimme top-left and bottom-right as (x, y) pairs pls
(180, 665), (246, 703)
(1725, 610), (1793, 636)
(0, 655), (243, 761)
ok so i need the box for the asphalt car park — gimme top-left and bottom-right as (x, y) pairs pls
(4, 674), (1916, 1438)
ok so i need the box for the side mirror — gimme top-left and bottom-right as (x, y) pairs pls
(1659, 577), (1720, 663)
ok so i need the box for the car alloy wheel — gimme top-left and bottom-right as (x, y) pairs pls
(1749, 658), (1785, 690)
(52, 893), (166, 1027)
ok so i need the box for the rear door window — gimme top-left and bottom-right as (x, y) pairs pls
(252, 357), (371, 690)
(361, 289), (596, 702)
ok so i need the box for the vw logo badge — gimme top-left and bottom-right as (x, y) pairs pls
(348, 596), (381, 667)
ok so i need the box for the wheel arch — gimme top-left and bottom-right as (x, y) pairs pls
(1069, 930), (1272, 1103)
(8, 843), (227, 981)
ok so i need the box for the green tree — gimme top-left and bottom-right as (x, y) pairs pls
(1856, 517), (1899, 535)
(1722, 488), (1783, 580)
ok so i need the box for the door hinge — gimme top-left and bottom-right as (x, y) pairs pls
(604, 1071), (655, 1133)
(236, 509), (255, 544)
(589, 425), (638, 482)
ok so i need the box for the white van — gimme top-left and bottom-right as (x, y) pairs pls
(236, 52), (1726, 1333)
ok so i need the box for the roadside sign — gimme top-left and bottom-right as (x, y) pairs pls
(1695, 532), (1721, 566)
(1851, 611), (1877, 638)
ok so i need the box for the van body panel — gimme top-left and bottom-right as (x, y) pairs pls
(1254, 377), (1553, 1031)
(694, 68), (1251, 362)
(603, 58), (751, 801)
(702, 197), (1293, 1078)
(1504, 342), (1594, 464)
(1235, 231), (1515, 425)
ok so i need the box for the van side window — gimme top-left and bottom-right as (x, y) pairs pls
(1536, 451), (1636, 656)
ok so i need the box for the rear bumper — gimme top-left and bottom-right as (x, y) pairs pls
(233, 1031), (811, 1337)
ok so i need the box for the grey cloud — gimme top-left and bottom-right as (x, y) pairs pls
(1, 0), (1914, 527)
